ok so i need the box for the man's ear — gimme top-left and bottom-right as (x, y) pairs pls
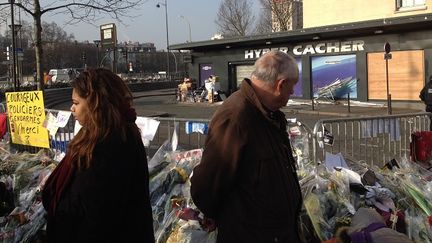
(275, 79), (285, 95)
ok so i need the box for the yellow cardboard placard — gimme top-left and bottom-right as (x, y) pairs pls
(5, 91), (50, 148)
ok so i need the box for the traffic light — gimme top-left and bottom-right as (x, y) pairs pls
(122, 50), (128, 60)
(81, 51), (86, 60)
(5, 46), (10, 61)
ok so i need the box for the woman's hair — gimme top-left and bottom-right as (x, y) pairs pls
(68, 68), (140, 169)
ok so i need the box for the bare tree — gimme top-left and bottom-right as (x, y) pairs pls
(256, 0), (302, 34)
(4, 21), (75, 74)
(0, 0), (148, 90)
(254, 5), (273, 34)
(215, 0), (255, 37)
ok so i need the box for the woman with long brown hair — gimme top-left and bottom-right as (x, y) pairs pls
(42, 68), (154, 242)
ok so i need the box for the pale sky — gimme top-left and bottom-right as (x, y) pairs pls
(1, 0), (261, 50)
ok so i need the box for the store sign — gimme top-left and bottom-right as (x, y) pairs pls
(244, 40), (365, 59)
(100, 23), (117, 49)
(245, 47), (289, 59)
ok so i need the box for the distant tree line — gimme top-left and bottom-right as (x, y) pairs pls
(0, 21), (96, 77)
(0, 21), (184, 79)
(0, 0), (147, 90)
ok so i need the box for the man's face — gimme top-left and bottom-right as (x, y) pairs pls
(275, 67), (299, 108)
(279, 77), (298, 107)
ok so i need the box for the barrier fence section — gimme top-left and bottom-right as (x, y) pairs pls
(8, 109), (76, 154)
(8, 110), (210, 159)
(46, 109), (76, 153)
(9, 108), (431, 168)
(147, 117), (210, 158)
(312, 112), (431, 167)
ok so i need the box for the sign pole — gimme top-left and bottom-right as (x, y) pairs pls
(100, 23), (117, 73)
(9, 0), (17, 91)
(384, 42), (392, 115)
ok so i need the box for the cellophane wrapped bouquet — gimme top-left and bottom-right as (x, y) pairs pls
(297, 153), (432, 242)
(148, 142), (216, 243)
(377, 158), (432, 242)
(0, 145), (57, 243)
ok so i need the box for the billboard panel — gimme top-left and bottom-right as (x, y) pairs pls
(311, 54), (357, 99)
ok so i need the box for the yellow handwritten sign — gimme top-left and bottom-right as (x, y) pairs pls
(5, 91), (49, 148)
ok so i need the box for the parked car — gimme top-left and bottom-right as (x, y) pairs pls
(48, 68), (83, 84)
(48, 69), (70, 83)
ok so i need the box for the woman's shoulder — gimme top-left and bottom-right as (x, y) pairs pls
(95, 128), (144, 153)
(92, 131), (147, 170)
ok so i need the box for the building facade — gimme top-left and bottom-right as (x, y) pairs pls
(303, 0), (432, 28)
(171, 12), (432, 102)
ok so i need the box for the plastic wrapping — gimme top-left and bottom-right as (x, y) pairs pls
(286, 119), (313, 169)
(149, 146), (208, 243)
(148, 140), (173, 178)
(0, 148), (56, 243)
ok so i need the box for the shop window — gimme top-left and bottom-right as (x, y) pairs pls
(396, 0), (426, 11)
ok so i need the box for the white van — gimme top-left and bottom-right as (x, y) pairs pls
(48, 69), (70, 83)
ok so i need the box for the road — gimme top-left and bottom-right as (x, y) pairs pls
(129, 89), (424, 130)
(52, 88), (350, 130)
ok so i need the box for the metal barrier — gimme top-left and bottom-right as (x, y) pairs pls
(46, 109), (76, 153)
(312, 112), (431, 167)
(8, 109), (76, 154)
(7, 109), (210, 158)
(10, 108), (430, 168)
(147, 117), (210, 157)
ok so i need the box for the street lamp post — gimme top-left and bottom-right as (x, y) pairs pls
(81, 51), (87, 69)
(93, 40), (101, 67)
(170, 51), (178, 74)
(9, 0), (18, 91)
(179, 15), (192, 42)
(157, 0), (170, 81)
(8, 23), (21, 89)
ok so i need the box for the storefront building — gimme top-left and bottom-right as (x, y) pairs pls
(171, 13), (432, 102)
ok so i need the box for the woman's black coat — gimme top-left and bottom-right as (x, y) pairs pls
(43, 130), (154, 243)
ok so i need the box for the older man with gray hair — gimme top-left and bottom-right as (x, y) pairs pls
(191, 50), (302, 243)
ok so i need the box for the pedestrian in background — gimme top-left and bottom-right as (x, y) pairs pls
(42, 68), (154, 243)
(190, 50), (303, 242)
(419, 75), (432, 130)
(33, 69), (37, 83)
(43, 72), (50, 85)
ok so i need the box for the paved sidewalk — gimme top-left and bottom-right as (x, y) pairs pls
(283, 99), (425, 118)
(54, 88), (427, 119)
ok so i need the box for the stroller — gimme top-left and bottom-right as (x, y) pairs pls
(192, 85), (227, 103)
(192, 85), (207, 102)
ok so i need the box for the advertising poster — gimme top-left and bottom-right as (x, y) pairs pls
(5, 91), (50, 148)
(311, 54), (357, 99)
(199, 64), (214, 87)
